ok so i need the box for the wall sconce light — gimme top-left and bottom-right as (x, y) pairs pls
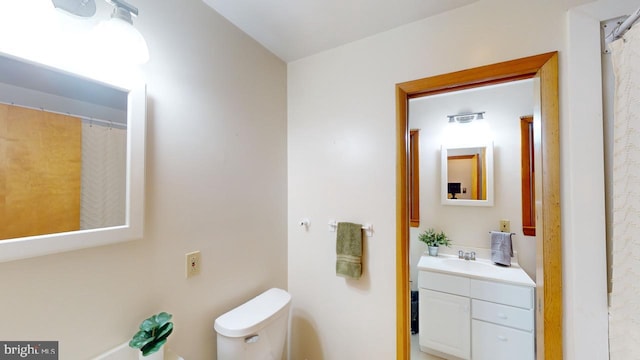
(52, 0), (149, 64)
(443, 111), (491, 146)
(447, 112), (485, 124)
(93, 0), (149, 64)
(52, 0), (96, 17)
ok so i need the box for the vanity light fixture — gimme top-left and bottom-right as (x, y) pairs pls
(52, 0), (97, 17)
(93, 0), (149, 64)
(51, 0), (149, 64)
(443, 111), (492, 146)
(447, 111), (485, 124)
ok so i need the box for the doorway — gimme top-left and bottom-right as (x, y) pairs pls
(395, 52), (561, 359)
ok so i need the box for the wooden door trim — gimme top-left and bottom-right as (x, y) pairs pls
(521, 116), (536, 236)
(395, 52), (561, 359)
(409, 129), (420, 227)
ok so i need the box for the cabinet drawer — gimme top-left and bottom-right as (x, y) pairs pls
(472, 299), (534, 332)
(470, 279), (533, 309)
(472, 320), (534, 360)
(419, 271), (469, 297)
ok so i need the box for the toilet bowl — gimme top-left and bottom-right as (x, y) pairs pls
(214, 288), (291, 360)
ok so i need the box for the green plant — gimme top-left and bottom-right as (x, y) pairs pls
(418, 228), (451, 247)
(129, 312), (174, 356)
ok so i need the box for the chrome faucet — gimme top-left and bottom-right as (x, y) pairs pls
(458, 250), (476, 261)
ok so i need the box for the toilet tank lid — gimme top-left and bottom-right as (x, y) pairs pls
(214, 288), (291, 338)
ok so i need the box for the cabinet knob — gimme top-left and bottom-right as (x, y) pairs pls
(497, 335), (508, 342)
(497, 312), (508, 319)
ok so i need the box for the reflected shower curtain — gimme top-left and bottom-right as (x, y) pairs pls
(80, 122), (127, 230)
(609, 22), (640, 360)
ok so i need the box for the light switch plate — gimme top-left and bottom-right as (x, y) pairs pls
(500, 219), (511, 233)
(186, 251), (201, 278)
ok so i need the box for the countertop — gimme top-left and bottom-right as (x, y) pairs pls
(417, 254), (535, 287)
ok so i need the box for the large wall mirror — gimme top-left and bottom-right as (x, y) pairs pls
(0, 52), (146, 262)
(441, 142), (494, 206)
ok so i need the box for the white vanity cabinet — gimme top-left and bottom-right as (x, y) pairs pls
(470, 279), (534, 360)
(418, 256), (535, 360)
(419, 271), (471, 359)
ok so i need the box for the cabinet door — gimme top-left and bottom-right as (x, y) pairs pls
(472, 320), (534, 360)
(419, 289), (470, 359)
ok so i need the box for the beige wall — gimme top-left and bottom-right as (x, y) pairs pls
(0, 0), (287, 359)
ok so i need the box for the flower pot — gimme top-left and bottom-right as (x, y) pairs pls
(428, 246), (439, 256)
(139, 347), (164, 360)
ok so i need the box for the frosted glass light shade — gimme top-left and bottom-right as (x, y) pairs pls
(442, 118), (492, 147)
(92, 16), (149, 65)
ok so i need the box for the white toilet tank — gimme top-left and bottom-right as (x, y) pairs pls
(214, 288), (291, 360)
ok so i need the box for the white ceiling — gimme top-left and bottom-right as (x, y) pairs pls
(202, 0), (479, 62)
(202, 0), (599, 63)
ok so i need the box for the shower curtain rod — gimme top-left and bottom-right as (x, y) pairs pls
(0, 100), (127, 130)
(606, 6), (640, 43)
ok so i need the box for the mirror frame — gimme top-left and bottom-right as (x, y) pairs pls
(441, 142), (494, 206)
(0, 52), (146, 263)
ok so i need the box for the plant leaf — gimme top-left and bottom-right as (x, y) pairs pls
(131, 331), (151, 341)
(155, 322), (173, 340)
(141, 338), (167, 356)
(129, 331), (154, 349)
(140, 318), (157, 331)
(154, 312), (172, 327)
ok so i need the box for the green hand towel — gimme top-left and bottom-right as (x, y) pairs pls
(336, 222), (363, 279)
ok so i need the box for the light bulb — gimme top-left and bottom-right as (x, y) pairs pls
(91, 8), (149, 65)
(442, 117), (492, 147)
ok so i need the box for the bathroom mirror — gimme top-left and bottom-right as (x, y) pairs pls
(441, 142), (494, 206)
(0, 52), (146, 262)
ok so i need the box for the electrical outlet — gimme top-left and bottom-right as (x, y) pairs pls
(500, 219), (511, 233)
(185, 251), (201, 278)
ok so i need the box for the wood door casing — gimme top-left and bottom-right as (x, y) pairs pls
(396, 52), (561, 360)
(521, 116), (536, 236)
(409, 129), (420, 227)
